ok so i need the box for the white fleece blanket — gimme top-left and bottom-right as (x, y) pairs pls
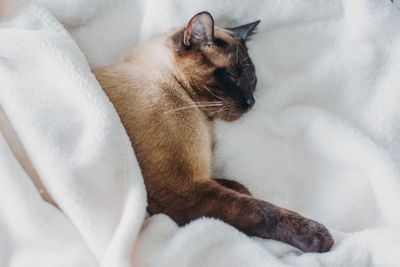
(1, 0), (400, 266)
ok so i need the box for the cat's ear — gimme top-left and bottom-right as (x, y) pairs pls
(227, 20), (261, 41)
(183, 11), (214, 47)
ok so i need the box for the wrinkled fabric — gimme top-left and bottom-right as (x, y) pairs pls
(1, 0), (400, 266)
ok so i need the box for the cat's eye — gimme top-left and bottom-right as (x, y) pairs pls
(227, 72), (236, 79)
(226, 71), (239, 85)
(214, 38), (228, 48)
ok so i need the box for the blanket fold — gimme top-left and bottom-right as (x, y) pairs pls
(0, 1), (146, 266)
(1, 0), (400, 266)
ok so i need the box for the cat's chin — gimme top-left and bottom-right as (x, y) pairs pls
(217, 110), (246, 122)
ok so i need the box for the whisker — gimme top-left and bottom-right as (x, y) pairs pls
(210, 106), (224, 116)
(210, 105), (231, 117)
(194, 101), (227, 105)
(164, 103), (224, 114)
(202, 85), (225, 101)
(240, 56), (250, 65)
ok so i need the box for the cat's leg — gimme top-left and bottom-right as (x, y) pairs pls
(147, 179), (334, 253)
(213, 178), (252, 196)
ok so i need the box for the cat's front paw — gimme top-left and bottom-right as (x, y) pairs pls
(271, 209), (334, 253)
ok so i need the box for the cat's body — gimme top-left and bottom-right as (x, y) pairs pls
(94, 31), (215, 210)
(94, 12), (334, 253)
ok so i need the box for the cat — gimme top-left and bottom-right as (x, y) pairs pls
(93, 11), (334, 253)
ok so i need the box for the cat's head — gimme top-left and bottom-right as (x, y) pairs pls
(172, 11), (260, 121)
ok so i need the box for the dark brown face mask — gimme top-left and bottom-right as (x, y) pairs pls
(173, 11), (260, 121)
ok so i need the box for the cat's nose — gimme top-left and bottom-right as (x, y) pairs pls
(246, 98), (255, 107)
(244, 97), (255, 110)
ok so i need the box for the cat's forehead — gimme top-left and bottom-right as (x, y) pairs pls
(202, 27), (247, 68)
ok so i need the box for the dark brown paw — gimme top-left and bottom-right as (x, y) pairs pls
(271, 209), (334, 253)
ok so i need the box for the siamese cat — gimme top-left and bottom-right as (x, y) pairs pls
(93, 12), (334, 252)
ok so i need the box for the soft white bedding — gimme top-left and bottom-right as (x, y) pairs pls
(1, 0), (400, 266)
